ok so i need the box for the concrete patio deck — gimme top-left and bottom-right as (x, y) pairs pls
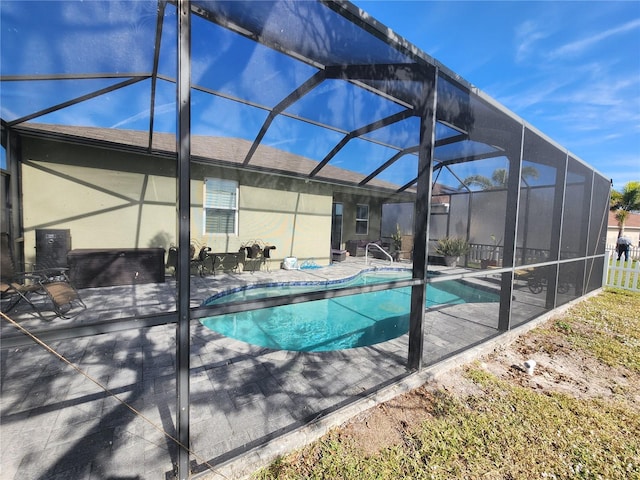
(1, 257), (558, 479)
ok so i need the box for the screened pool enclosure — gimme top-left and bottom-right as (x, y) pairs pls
(1, 1), (610, 479)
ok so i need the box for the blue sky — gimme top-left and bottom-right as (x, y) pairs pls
(355, 0), (640, 191)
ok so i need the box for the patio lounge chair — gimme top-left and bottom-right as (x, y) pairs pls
(1, 233), (86, 320)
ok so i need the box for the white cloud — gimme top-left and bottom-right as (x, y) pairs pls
(548, 18), (640, 59)
(514, 20), (549, 63)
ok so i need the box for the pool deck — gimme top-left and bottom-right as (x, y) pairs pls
(0, 257), (565, 479)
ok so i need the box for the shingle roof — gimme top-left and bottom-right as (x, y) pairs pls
(609, 210), (640, 229)
(16, 123), (416, 194)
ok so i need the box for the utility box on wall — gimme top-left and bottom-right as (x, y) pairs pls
(35, 229), (71, 269)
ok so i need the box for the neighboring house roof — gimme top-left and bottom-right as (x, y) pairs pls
(608, 211), (640, 229)
(16, 122), (418, 195)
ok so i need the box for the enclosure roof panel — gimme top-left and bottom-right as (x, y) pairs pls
(1, 0), (601, 186)
(192, 0), (415, 67)
(0, 1), (158, 77)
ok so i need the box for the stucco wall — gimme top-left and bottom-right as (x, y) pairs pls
(333, 191), (384, 246)
(20, 139), (175, 264)
(19, 138), (333, 267)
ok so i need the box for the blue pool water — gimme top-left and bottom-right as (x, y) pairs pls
(200, 270), (498, 352)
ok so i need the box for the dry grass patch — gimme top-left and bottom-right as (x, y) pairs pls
(254, 289), (640, 480)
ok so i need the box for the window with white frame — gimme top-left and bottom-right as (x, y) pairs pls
(203, 178), (238, 235)
(355, 204), (369, 235)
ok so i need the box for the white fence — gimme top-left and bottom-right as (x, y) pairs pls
(603, 249), (640, 292)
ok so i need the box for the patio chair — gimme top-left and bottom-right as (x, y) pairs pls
(165, 244), (213, 277)
(166, 246), (178, 276)
(1, 233), (86, 320)
(240, 240), (275, 273)
(191, 244), (212, 276)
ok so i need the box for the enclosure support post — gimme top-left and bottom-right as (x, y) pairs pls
(546, 154), (568, 309)
(4, 129), (24, 268)
(408, 65), (437, 371)
(582, 172), (597, 294)
(176, 0), (192, 478)
(497, 126), (524, 332)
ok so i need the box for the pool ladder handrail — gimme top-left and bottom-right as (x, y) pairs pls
(365, 242), (393, 265)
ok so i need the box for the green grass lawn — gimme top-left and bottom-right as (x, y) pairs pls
(254, 289), (640, 480)
(610, 260), (638, 269)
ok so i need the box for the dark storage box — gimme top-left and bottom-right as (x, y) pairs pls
(67, 248), (165, 288)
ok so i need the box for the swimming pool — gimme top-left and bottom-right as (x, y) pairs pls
(200, 270), (499, 352)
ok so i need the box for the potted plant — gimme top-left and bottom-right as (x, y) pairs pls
(434, 236), (469, 267)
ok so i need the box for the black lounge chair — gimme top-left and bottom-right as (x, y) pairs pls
(1, 233), (86, 320)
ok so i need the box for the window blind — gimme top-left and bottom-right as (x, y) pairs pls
(204, 178), (238, 234)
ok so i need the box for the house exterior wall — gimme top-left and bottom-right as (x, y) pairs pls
(606, 227), (640, 249)
(20, 140), (176, 264)
(333, 191), (383, 245)
(19, 138), (334, 267)
(237, 185), (332, 261)
(606, 211), (640, 249)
